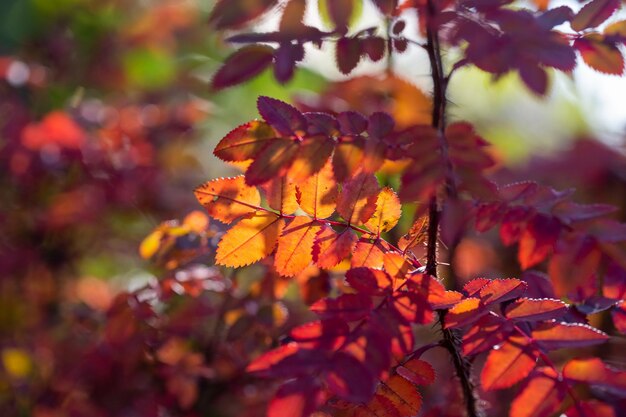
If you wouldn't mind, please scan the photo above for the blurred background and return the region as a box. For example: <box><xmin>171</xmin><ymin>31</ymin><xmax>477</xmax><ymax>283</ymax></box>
<box><xmin>1</xmin><ymin>0</ymin><xmax>625</xmax><ymax>416</ymax></box>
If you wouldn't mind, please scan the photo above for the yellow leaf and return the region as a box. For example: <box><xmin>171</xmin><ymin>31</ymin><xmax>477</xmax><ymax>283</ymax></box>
<box><xmin>297</xmin><ymin>160</ymin><xmax>337</xmax><ymax>219</ymax></box>
<box><xmin>275</xmin><ymin>216</ymin><xmax>321</xmax><ymax>276</ymax></box>
<box><xmin>194</xmin><ymin>176</ymin><xmax>261</xmax><ymax>224</ymax></box>
<box><xmin>365</xmin><ymin>187</ymin><xmax>401</xmax><ymax>234</ymax></box>
<box><xmin>216</xmin><ymin>212</ymin><xmax>284</xmax><ymax>267</ymax></box>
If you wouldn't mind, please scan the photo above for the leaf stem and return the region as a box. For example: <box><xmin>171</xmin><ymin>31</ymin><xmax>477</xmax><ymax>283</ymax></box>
<box><xmin>424</xmin><ymin>3</ymin><xmax>481</xmax><ymax>416</ymax></box>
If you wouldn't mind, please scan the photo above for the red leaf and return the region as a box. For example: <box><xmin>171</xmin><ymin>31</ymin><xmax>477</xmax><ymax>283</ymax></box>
<box><xmin>372</xmin><ymin>0</ymin><xmax>398</xmax><ymax>15</ymax></box>
<box><xmin>211</xmin><ymin>45</ymin><xmax>275</xmax><ymax>90</ymax></box>
<box><xmin>246</xmin><ymin>343</ymin><xmax>299</xmax><ymax>374</ymax></box>
<box><xmin>290</xmin><ymin>318</ymin><xmax>349</xmax><ymax>350</ymax></box>
<box><xmin>531</xmin><ymin>322</ymin><xmax>609</xmax><ymax>350</ymax></box>
<box><xmin>571</xmin><ymin>0</ymin><xmax>620</xmax><ymax>31</ymax></box>
<box><xmin>257</xmin><ymin>96</ymin><xmax>307</xmax><ymax>136</ymax></box>
<box><xmin>574</xmin><ymin>34</ymin><xmax>625</xmax><ymax>75</ymax></box>
<box><xmin>392</xmin><ymin>292</ymin><xmax>433</xmax><ymax>324</ymax></box>
<box><xmin>375</xmin><ymin>374</ymin><xmax>423</xmax><ymax>416</ymax></box>
<box><xmin>462</xmin><ymin>314</ymin><xmax>513</xmax><ymax>356</ymax></box>
<box><xmin>326</xmin><ymin>352</ymin><xmax>377</xmax><ymax>402</ymax></box>
<box><xmin>268</xmin><ymin>378</ymin><xmax>325</xmax><ymax>417</ymax></box>
<box><xmin>346</xmin><ymin>267</ymin><xmax>393</xmax><ymax>296</ymax></box>
<box><xmin>564</xmin><ymin>400</ymin><xmax>616</xmax><ymax>417</ymax></box>
<box><xmin>444</xmin><ymin>297</ymin><xmax>486</xmax><ymax>328</ymax></box>
<box><xmin>479</xmin><ymin>278</ymin><xmax>527</xmax><ymax>305</ymax></box>
<box><xmin>509</xmin><ymin>367</ymin><xmax>565</xmax><ymax>417</ymax></box>
<box><xmin>397</xmin><ymin>359</ymin><xmax>436</xmax><ymax>385</ymax></box>
<box><xmin>362</xmin><ymin>37</ymin><xmax>386</xmax><ymax>62</ymax></box>
<box><xmin>336</xmin><ymin>36</ymin><xmax>362</xmax><ymax>74</ymax></box>
<box><xmin>310</xmin><ymin>293</ymin><xmax>373</xmax><ymax>322</ymax></box>
<box><xmin>213</xmin><ymin>120</ymin><xmax>276</xmax><ymax>161</ymax></box>
<box><xmin>612</xmin><ymin>301</ymin><xmax>626</xmax><ymax>333</ymax></box>
<box><xmin>313</xmin><ymin>226</ymin><xmax>357</xmax><ymax>268</ymax></box>
<box><xmin>209</xmin><ymin>0</ymin><xmax>278</xmax><ymax>29</ymax></box>
<box><xmin>504</xmin><ymin>298</ymin><xmax>568</xmax><ymax>321</ymax></box>
<box><xmin>288</xmin><ymin>134</ymin><xmax>335</xmax><ymax>182</ymax></box>
<box><xmin>519</xmin><ymin>64</ymin><xmax>548</xmax><ymax>96</ymax></box>
<box><xmin>480</xmin><ymin>335</ymin><xmax>537</xmax><ymax>390</ymax></box>
<box><xmin>337</xmin><ymin>111</ymin><xmax>368</xmax><ymax>134</ymax></box>
<box><xmin>563</xmin><ymin>357</ymin><xmax>626</xmax><ymax>396</ymax></box>
<box><xmin>324</xmin><ymin>0</ymin><xmax>356</xmax><ymax>31</ymax></box>
<box><xmin>245</xmin><ymin>138</ymin><xmax>299</xmax><ymax>185</ymax></box>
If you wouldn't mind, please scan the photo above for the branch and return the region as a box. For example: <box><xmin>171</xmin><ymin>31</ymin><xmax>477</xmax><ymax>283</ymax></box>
<box><xmin>424</xmin><ymin>4</ymin><xmax>481</xmax><ymax>417</ymax></box>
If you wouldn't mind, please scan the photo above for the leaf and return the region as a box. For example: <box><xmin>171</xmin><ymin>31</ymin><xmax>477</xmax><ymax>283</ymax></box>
<box><xmin>392</xmin><ymin>292</ymin><xmax>433</xmax><ymax>324</ymax></box>
<box><xmin>268</xmin><ymin>378</ymin><xmax>326</xmax><ymax>417</ymax></box>
<box><xmin>279</xmin><ymin>0</ymin><xmax>307</xmax><ymax>34</ymax></box>
<box><xmin>346</xmin><ymin>267</ymin><xmax>393</xmax><ymax>295</ymax></box>
<box><xmin>397</xmin><ymin>359</ymin><xmax>436</xmax><ymax>386</ymax></box>
<box><xmin>337</xmin><ymin>111</ymin><xmax>368</xmax><ymax>134</ymax></box>
<box><xmin>216</xmin><ymin>213</ymin><xmax>284</xmax><ymax>267</ymax></box>
<box><xmin>612</xmin><ymin>301</ymin><xmax>626</xmax><ymax>333</ymax></box>
<box><xmin>214</xmin><ymin>120</ymin><xmax>276</xmax><ymax>161</ymax></box>
<box><xmin>504</xmin><ymin>298</ymin><xmax>568</xmax><ymax>321</ymax></box>
<box><xmin>462</xmin><ymin>314</ymin><xmax>513</xmax><ymax>356</ymax></box>
<box><xmin>509</xmin><ymin>367</ymin><xmax>565</xmax><ymax>417</ymax></box>
<box><xmin>290</xmin><ymin>318</ymin><xmax>349</xmax><ymax>349</ymax></box>
<box><xmin>326</xmin><ymin>352</ymin><xmax>377</xmax><ymax>402</ymax></box>
<box><xmin>288</xmin><ymin>135</ymin><xmax>335</xmax><ymax>183</ymax></box>
<box><xmin>246</xmin><ymin>343</ymin><xmax>300</xmax><ymax>375</ymax></box>
<box><xmin>479</xmin><ymin>278</ymin><xmax>528</xmax><ymax>305</ymax></box>
<box><xmin>194</xmin><ymin>176</ymin><xmax>261</xmax><ymax>224</ymax></box>
<box><xmin>275</xmin><ymin>216</ymin><xmax>321</xmax><ymax>276</ymax></box>
<box><xmin>262</xmin><ymin>176</ymin><xmax>299</xmax><ymax>215</ymax></box>
<box><xmin>398</xmin><ymin>216</ymin><xmax>429</xmax><ymax>253</ymax></box>
<box><xmin>571</xmin><ymin>0</ymin><xmax>620</xmax><ymax>31</ymax></box>
<box><xmin>563</xmin><ymin>358</ymin><xmax>626</xmax><ymax>396</ymax></box>
<box><xmin>563</xmin><ymin>400</ymin><xmax>616</xmax><ymax>417</ymax></box>
<box><xmin>209</xmin><ymin>0</ymin><xmax>278</xmax><ymax>29</ymax></box>
<box><xmin>297</xmin><ymin>160</ymin><xmax>338</xmax><ymax>219</ymax></box>
<box><xmin>351</xmin><ymin>239</ymin><xmax>385</xmax><ymax>268</ymax></box>
<box><xmin>531</xmin><ymin>322</ymin><xmax>609</xmax><ymax>350</ymax></box>
<box><xmin>313</xmin><ymin>226</ymin><xmax>357</xmax><ymax>268</ymax></box>
<box><xmin>311</xmin><ymin>293</ymin><xmax>372</xmax><ymax>321</ymax></box>
<box><xmin>211</xmin><ymin>45</ymin><xmax>275</xmax><ymax>89</ymax></box>
<box><xmin>245</xmin><ymin>138</ymin><xmax>299</xmax><ymax>186</ymax></box>
<box><xmin>605</xmin><ymin>20</ymin><xmax>626</xmax><ymax>42</ymax></box>
<box><xmin>365</xmin><ymin>187</ymin><xmax>401</xmax><ymax>234</ymax></box>
<box><xmin>382</xmin><ymin>252</ymin><xmax>411</xmax><ymax>280</ymax></box>
<box><xmin>444</xmin><ymin>297</ymin><xmax>486</xmax><ymax>328</ymax></box>
<box><xmin>574</xmin><ymin>34</ymin><xmax>624</xmax><ymax>75</ymax></box>
<box><xmin>375</xmin><ymin>375</ymin><xmax>423</xmax><ymax>416</ymax></box>
<box><xmin>336</xmin><ymin>36</ymin><xmax>362</xmax><ymax>74</ymax></box>
<box><xmin>372</xmin><ymin>0</ymin><xmax>398</xmax><ymax>15</ymax></box>
<box><xmin>322</xmin><ymin>0</ymin><xmax>356</xmax><ymax>31</ymax></box>
<box><xmin>519</xmin><ymin>64</ymin><xmax>548</xmax><ymax>96</ymax></box>
<box><xmin>480</xmin><ymin>335</ymin><xmax>537</xmax><ymax>391</ymax></box>
<box><xmin>257</xmin><ymin>96</ymin><xmax>307</xmax><ymax>136</ymax></box>
<box><xmin>337</xmin><ymin>172</ymin><xmax>380</xmax><ymax>225</ymax></box>
<box><xmin>333</xmin><ymin>137</ymin><xmax>365</xmax><ymax>182</ymax></box>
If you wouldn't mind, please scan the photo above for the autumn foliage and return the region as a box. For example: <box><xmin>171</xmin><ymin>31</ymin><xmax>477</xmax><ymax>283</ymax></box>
<box><xmin>4</xmin><ymin>0</ymin><xmax>626</xmax><ymax>417</ymax></box>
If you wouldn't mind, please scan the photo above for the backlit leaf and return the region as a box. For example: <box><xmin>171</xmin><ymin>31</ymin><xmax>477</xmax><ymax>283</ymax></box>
<box><xmin>376</xmin><ymin>375</ymin><xmax>423</xmax><ymax>416</ymax></box>
<box><xmin>518</xmin><ymin>215</ymin><xmax>561</xmax><ymax>269</ymax></box>
<box><xmin>504</xmin><ymin>298</ymin><xmax>567</xmax><ymax>321</ymax></box>
<box><xmin>351</xmin><ymin>239</ymin><xmax>385</xmax><ymax>268</ymax></box>
<box><xmin>531</xmin><ymin>322</ymin><xmax>609</xmax><ymax>350</ymax></box>
<box><xmin>571</xmin><ymin>0</ymin><xmax>620</xmax><ymax>31</ymax></box>
<box><xmin>337</xmin><ymin>172</ymin><xmax>380</xmax><ymax>225</ymax></box>
<box><xmin>275</xmin><ymin>216</ymin><xmax>321</xmax><ymax>276</ymax></box>
<box><xmin>311</xmin><ymin>293</ymin><xmax>372</xmax><ymax>321</ymax></box>
<box><xmin>479</xmin><ymin>278</ymin><xmax>528</xmax><ymax>305</ymax></box>
<box><xmin>245</xmin><ymin>138</ymin><xmax>299</xmax><ymax>186</ymax></box>
<box><xmin>346</xmin><ymin>267</ymin><xmax>393</xmax><ymax>295</ymax></box>
<box><xmin>313</xmin><ymin>226</ymin><xmax>357</xmax><ymax>268</ymax></box>
<box><xmin>194</xmin><ymin>176</ymin><xmax>261</xmax><ymax>224</ymax></box>
<box><xmin>209</xmin><ymin>0</ymin><xmax>278</xmax><ymax>29</ymax></box>
<box><xmin>397</xmin><ymin>359</ymin><xmax>436</xmax><ymax>386</ymax></box>
<box><xmin>481</xmin><ymin>335</ymin><xmax>537</xmax><ymax>390</ymax></box>
<box><xmin>262</xmin><ymin>176</ymin><xmax>299</xmax><ymax>215</ymax></box>
<box><xmin>216</xmin><ymin>213</ymin><xmax>284</xmax><ymax>267</ymax></box>
<box><xmin>563</xmin><ymin>358</ymin><xmax>626</xmax><ymax>395</ymax></box>
<box><xmin>257</xmin><ymin>96</ymin><xmax>307</xmax><ymax>136</ymax></box>
<box><xmin>510</xmin><ymin>367</ymin><xmax>564</xmax><ymax>417</ymax></box>
<box><xmin>214</xmin><ymin>120</ymin><xmax>276</xmax><ymax>161</ymax></box>
<box><xmin>444</xmin><ymin>297</ymin><xmax>486</xmax><ymax>328</ymax></box>
<box><xmin>333</xmin><ymin>137</ymin><xmax>365</xmax><ymax>182</ymax></box>
<box><xmin>462</xmin><ymin>314</ymin><xmax>512</xmax><ymax>356</ymax></box>
<box><xmin>574</xmin><ymin>34</ymin><xmax>624</xmax><ymax>75</ymax></box>
<box><xmin>563</xmin><ymin>400</ymin><xmax>616</xmax><ymax>417</ymax></box>
<box><xmin>365</xmin><ymin>187</ymin><xmax>401</xmax><ymax>234</ymax></box>
<box><xmin>268</xmin><ymin>378</ymin><xmax>325</xmax><ymax>417</ymax></box>
<box><xmin>297</xmin><ymin>160</ymin><xmax>338</xmax><ymax>219</ymax></box>
<box><xmin>288</xmin><ymin>135</ymin><xmax>335</xmax><ymax>183</ymax></box>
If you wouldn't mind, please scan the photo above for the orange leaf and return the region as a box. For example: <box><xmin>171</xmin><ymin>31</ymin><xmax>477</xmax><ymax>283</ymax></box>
<box><xmin>531</xmin><ymin>322</ymin><xmax>609</xmax><ymax>350</ymax></box>
<box><xmin>479</xmin><ymin>278</ymin><xmax>527</xmax><ymax>305</ymax></box>
<box><xmin>365</xmin><ymin>187</ymin><xmax>402</xmax><ymax>234</ymax></box>
<box><xmin>564</xmin><ymin>400</ymin><xmax>616</xmax><ymax>417</ymax></box>
<box><xmin>313</xmin><ymin>226</ymin><xmax>357</xmax><ymax>268</ymax></box>
<box><xmin>213</xmin><ymin>120</ymin><xmax>276</xmax><ymax>161</ymax></box>
<box><xmin>510</xmin><ymin>367</ymin><xmax>564</xmax><ymax>417</ymax></box>
<box><xmin>351</xmin><ymin>239</ymin><xmax>385</xmax><ymax>269</ymax></box>
<box><xmin>245</xmin><ymin>138</ymin><xmax>299</xmax><ymax>185</ymax></box>
<box><xmin>268</xmin><ymin>379</ymin><xmax>325</xmax><ymax>417</ymax></box>
<box><xmin>375</xmin><ymin>375</ymin><xmax>423</xmax><ymax>416</ymax></box>
<box><xmin>397</xmin><ymin>359</ymin><xmax>436</xmax><ymax>386</ymax></box>
<box><xmin>333</xmin><ymin>137</ymin><xmax>365</xmax><ymax>182</ymax></box>
<box><xmin>288</xmin><ymin>135</ymin><xmax>335</xmax><ymax>183</ymax></box>
<box><xmin>574</xmin><ymin>34</ymin><xmax>624</xmax><ymax>75</ymax></box>
<box><xmin>563</xmin><ymin>358</ymin><xmax>626</xmax><ymax>395</ymax></box>
<box><xmin>480</xmin><ymin>335</ymin><xmax>537</xmax><ymax>390</ymax></box>
<box><xmin>216</xmin><ymin>212</ymin><xmax>284</xmax><ymax>267</ymax></box>
<box><xmin>275</xmin><ymin>216</ymin><xmax>321</xmax><ymax>276</ymax></box>
<box><xmin>194</xmin><ymin>176</ymin><xmax>261</xmax><ymax>224</ymax></box>
<box><xmin>504</xmin><ymin>298</ymin><xmax>567</xmax><ymax>322</ymax></box>
<box><xmin>262</xmin><ymin>176</ymin><xmax>299</xmax><ymax>215</ymax></box>
<box><xmin>297</xmin><ymin>160</ymin><xmax>338</xmax><ymax>219</ymax></box>
<box><xmin>382</xmin><ymin>252</ymin><xmax>411</xmax><ymax>281</ymax></box>
<box><xmin>337</xmin><ymin>172</ymin><xmax>380</xmax><ymax>225</ymax></box>
<box><xmin>444</xmin><ymin>297</ymin><xmax>485</xmax><ymax>328</ymax></box>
